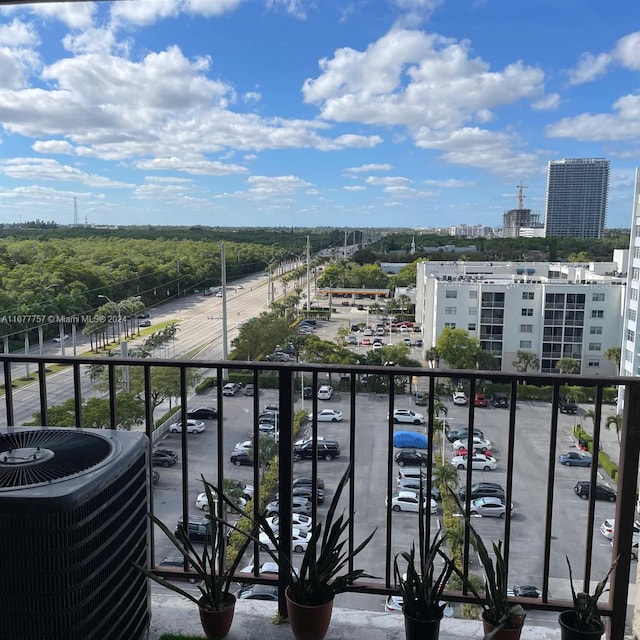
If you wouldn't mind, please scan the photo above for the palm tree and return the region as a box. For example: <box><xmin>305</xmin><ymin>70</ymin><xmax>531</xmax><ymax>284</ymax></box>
<box><xmin>604</xmin><ymin>346</ymin><xmax>621</xmax><ymax>373</ymax></box>
<box><xmin>433</xmin><ymin>459</ymin><xmax>459</xmax><ymax>492</ymax></box>
<box><xmin>512</xmin><ymin>349</ymin><xmax>539</xmax><ymax>373</ymax></box>
<box><xmin>605</xmin><ymin>414</ymin><xmax>622</xmax><ymax>444</ymax></box>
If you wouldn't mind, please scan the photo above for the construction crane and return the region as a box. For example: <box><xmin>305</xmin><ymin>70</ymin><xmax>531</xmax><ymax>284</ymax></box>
<box><xmin>516</xmin><ymin>181</ymin><xmax>527</xmax><ymax>209</ymax></box>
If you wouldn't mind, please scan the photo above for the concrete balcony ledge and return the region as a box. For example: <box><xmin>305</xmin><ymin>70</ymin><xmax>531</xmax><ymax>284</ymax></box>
<box><xmin>148</xmin><ymin>592</ymin><xmax>562</xmax><ymax>639</ymax></box>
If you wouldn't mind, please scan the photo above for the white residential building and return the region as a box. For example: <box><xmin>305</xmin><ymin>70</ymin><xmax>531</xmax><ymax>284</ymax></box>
<box><xmin>415</xmin><ymin>259</ymin><xmax>626</xmax><ymax>374</ymax></box>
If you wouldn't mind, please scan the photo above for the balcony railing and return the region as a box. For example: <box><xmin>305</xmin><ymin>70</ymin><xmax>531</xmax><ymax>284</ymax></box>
<box><xmin>1</xmin><ymin>353</ymin><xmax>639</xmax><ymax>639</ymax></box>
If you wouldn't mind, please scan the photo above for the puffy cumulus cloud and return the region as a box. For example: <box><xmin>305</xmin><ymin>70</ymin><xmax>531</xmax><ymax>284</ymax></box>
<box><xmin>0</xmin><ymin>44</ymin><xmax>40</xmax><ymax>90</ymax></box>
<box><xmin>32</xmin><ymin>140</ymin><xmax>75</xmax><ymax>155</ymax></box>
<box><xmin>344</xmin><ymin>163</ymin><xmax>393</xmax><ymax>173</ymax></box>
<box><xmin>217</xmin><ymin>174</ymin><xmax>312</xmax><ymax>200</ymax></box>
<box><xmin>303</xmin><ymin>28</ymin><xmax>546</xmax><ymax>131</ymax></box>
<box><xmin>565</xmin><ymin>52</ymin><xmax>612</xmax><ymax>86</ymax></box>
<box><xmin>62</xmin><ymin>26</ymin><xmax>119</xmax><ymax>56</ymax></box>
<box><xmin>0</xmin><ymin>19</ymin><xmax>38</xmax><ymax>47</ymax></box>
<box><xmin>17</xmin><ymin>2</ymin><xmax>97</xmax><ymax>30</ymax></box>
<box><xmin>315</xmin><ymin>133</ymin><xmax>382</xmax><ymax>151</ymax></box>
<box><xmin>135</xmin><ymin>156</ymin><xmax>248</xmax><ymax>176</ymax></box>
<box><xmin>391</xmin><ymin>0</ymin><xmax>443</xmax><ymax>27</ymax></box>
<box><xmin>110</xmin><ymin>0</ymin><xmax>248</xmax><ymax>26</ymax></box>
<box><xmin>243</xmin><ymin>91</ymin><xmax>261</xmax><ymax>103</ymax></box>
<box><xmin>1</xmin><ymin>157</ymin><xmax>131</xmax><ymax>188</ymax></box>
<box><xmin>546</xmin><ymin>94</ymin><xmax>640</xmax><ymax>142</ymax></box>
<box><xmin>612</xmin><ymin>31</ymin><xmax>640</xmax><ymax>70</ymax></box>
<box><xmin>415</xmin><ymin>126</ymin><xmax>541</xmax><ymax>176</ymax></box>
<box><xmin>532</xmin><ymin>93</ymin><xmax>561</xmax><ymax>111</ymax></box>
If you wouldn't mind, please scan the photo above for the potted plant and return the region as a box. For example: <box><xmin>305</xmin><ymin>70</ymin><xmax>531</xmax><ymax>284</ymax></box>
<box><xmin>393</xmin><ymin>486</ymin><xmax>457</xmax><ymax>640</ymax></box>
<box><xmin>450</xmin><ymin>489</ymin><xmax>526</xmax><ymax>640</ymax></box>
<box><xmin>559</xmin><ymin>555</ymin><xmax>618</xmax><ymax>639</ymax></box>
<box><xmin>134</xmin><ymin>477</ymin><xmax>258</xmax><ymax>640</ymax></box>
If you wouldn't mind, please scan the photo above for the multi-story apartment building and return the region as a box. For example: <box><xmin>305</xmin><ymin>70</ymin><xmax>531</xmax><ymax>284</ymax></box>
<box><xmin>415</xmin><ymin>258</ymin><xmax>626</xmax><ymax>374</ymax></box>
<box><xmin>621</xmin><ymin>168</ymin><xmax>640</xmax><ymax>379</ymax></box>
<box><xmin>544</xmin><ymin>158</ymin><xmax>610</xmax><ymax>239</ymax></box>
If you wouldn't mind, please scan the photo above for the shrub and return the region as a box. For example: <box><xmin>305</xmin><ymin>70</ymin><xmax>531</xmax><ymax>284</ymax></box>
<box><xmin>194</xmin><ymin>377</ymin><xmax>215</xmax><ymax>394</ymax></box>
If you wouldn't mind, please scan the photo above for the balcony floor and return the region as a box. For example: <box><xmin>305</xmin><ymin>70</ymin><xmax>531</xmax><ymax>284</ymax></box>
<box><xmin>148</xmin><ymin>592</ymin><xmax>563</xmax><ymax>639</ymax></box>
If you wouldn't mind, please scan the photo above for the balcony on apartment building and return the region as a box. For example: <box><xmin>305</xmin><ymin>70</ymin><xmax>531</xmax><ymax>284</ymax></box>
<box><xmin>0</xmin><ymin>353</ymin><xmax>638</xmax><ymax>640</ymax></box>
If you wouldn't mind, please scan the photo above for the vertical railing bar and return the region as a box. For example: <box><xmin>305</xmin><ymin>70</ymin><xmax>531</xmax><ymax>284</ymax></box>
<box><xmin>310</xmin><ymin>370</ymin><xmax>318</xmax><ymax>525</ymax></box>
<box><xmin>250</xmin><ymin>366</ymin><xmax>261</xmax><ymax>577</ymax></box>
<box><xmin>38</xmin><ymin>361</ymin><xmax>48</xmax><ymax>426</ymax></box>
<box><xmin>348</xmin><ymin>367</ymin><xmax>357</xmax><ymax>584</ymax></box>
<box><xmin>385</xmin><ymin>369</ymin><xmax>396</xmax><ymax>589</ymax></box>
<box><xmin>142</xmin><ymin>364</ymin><xmax>160</xmax><ymax>570</ymax></box>
<box><xmin>72</xmin><ymin>362</ymin><xmax>82</xmax><ymax>427</ymax></box>
<box><xmin>108</xmin><ymin>363</ymin><xmax>117</xmax><ymax>427</ymax></box>
<box><xmin>179</xmin><ymin>364</ymin><xmax>191</xmax><ymax>575</ymax></box>
<box><xmin>424</xmin><ymin>371</ymin><xmax>434</xmax><ymax>558</ymax></box>
<box><xmin>541</xmin><ymin>378</ymin><xmax>560</xmax><ymax>603</ymax></box>
<box><xmin>277</xmin><ymin>367</ymin><xmax>294</xmax><ymax>617</ymax></box>
<box><xmin>610</xmin><ymin>381</ymin><xmax>640</xmax><ymax>640</ymax></box>
<box><xmin>3</xmin><ymin>358</ymin><xmax>14</xmax><ymax>428</ymax></box>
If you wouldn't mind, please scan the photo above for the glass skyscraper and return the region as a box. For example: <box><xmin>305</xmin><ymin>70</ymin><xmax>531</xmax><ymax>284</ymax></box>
<box><xmin>544</xmin><ymin>158</ymin><xmax>610</xmax><ymax>239</ymax></box>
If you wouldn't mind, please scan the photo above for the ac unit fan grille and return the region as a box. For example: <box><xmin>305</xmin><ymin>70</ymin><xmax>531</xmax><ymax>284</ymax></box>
<box><xmin>0</xmin><ymin>429</ymin><xmax>112</xmax><ymax>488</ymax></box>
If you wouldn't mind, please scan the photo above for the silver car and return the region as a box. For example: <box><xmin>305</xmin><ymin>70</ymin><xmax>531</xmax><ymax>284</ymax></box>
<box><xmin>469</xmin><ymin>496</ymin><xmax>512</xmax><ymax>518</ymax></box>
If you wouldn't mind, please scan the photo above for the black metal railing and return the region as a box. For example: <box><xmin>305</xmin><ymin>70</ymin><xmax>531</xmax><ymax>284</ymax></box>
<box><xmin>1</xmin><ymin>353</ymin><xmax>638</xmax><ymax>639</ymax></box>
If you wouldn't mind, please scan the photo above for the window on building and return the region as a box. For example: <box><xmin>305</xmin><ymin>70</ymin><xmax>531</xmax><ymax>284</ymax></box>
<box><xmin>444</xmin><ymin>322</ymin><xmax>456</xmax><ymax>328</ymax></box>
<box><xmin>468</xmin><ymin>323</ymin><xmax>476</xmax><ymax>331</ymax></box>
<box><xmin>520</xmin><ymin>324</ymin><xmax>533</xmax><ymax>333</ymax></box>
<box><xmin>587</xmin><ymin>359</ymin><xmax>600</xmax><ymax>368</ymax></box>
<box><xmin>632</xmin><ymin>288</ymin><xmax>639</xmax><ymax>302</ymax></box>
<box><xmin>519</xmin><ymin>340</ymin><xmax>532</xmax><ymax>348</ymax></box>
<box><xmin>469</xmin><ymin>290</ymin><xmax>477</xmax><ymax>299</ymax></box>
<box><xmin>627</xmin><ymin>329</ymin><xmax>636</xmax><ymax>342</ymax></box>
<box><xmin>626</xmin><ymin>349</ymin><xmax>633</xmax><ymax>363</ymax></box>
<box><xmin>635</xmin><ymin>246</ymin><xmax>640</xmax><ymax>259</ymax></box>
<box><xmin>444</xmin><ymin>306</ymin><xmax>457</xmax><ymax>315</ymax></box>
<box><xmin>522</xmin><ymin>292</ymin><xmax>534</xmax><ymax>300</ymax></box>
<box><xmin>591</xmin><ymin>310</ymin><xmax>604</xmax><ymax>318</ymax></box>
<box><xmin>629</xmin><ymin>309</ymin><xmax>637</xmax><ymax>322</ymax></box>
<box><xmin>469</xmin><ymin>306</ymin><xmax>477</xmax><ymax>315</ymax></box>
<box><xmin>521</xmin><ymin>308</ymin><xmax>534</xmax><ymax>316</ymax></box>
<box><xmin>445</xmin><ymin>290</ymin><xmax>457</xmax><ymax>298</ymax></box>
<box><xmin>633</xmin><ymin>268</ymin><xmax>640</xmax><ymax>281</ymax></box>
<box><xmin>588</xmin><ymin>343</ymin><xmax>601</xmax><ymax>351</ymax></box>
<box><xmin>592</xmin><ymin>293</ymin><xmax>605</xmax><ymax>302</ymax></box>
<box><xmin>590</xmin><ymin>326</ymin><xmax>603</xmax><ymax>335</ymax></box>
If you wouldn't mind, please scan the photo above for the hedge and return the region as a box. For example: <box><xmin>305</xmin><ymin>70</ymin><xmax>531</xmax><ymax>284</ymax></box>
<box><xmin>194</xmin><ymin>377</ymin><xmax>215</xmax><ymax>394</ymax></box>
<box><xmin>572</xmin><ymin>425</ymin><xmax>618</xmax><ymax>481</ymax></box>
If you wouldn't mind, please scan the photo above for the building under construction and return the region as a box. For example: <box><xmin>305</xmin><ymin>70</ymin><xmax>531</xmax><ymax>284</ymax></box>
<box><xmin>502</xmin><ymin>182</ymin><xmax>542</xmax><ymax>237</ymax></box>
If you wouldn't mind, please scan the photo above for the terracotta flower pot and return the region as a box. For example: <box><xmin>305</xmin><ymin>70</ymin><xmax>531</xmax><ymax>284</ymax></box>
<box><xmin>558</xmin><ymin>610</ymin><xmax>605</xmax><ymax>640</ymax></box>
<box><xmin>285</xmin><ymin>585</ymin><xmax>334</xmax><ymax>640</ymax></box>
<box><xmin>198</xmin><ymin>593</ymin><xmax>236</xmax><ymax>640</ymax></box>
<box><xmin>482</xmin><ymin>610</ymin><xmax>524</xmax><ymax>640</ymax></box>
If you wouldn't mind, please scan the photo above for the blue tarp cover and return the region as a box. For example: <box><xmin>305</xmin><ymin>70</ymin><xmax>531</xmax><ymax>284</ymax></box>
<box><xmin>393</xmin><ymin>430</ymin><xmax>428</xmax><ymax>449</ymax></box>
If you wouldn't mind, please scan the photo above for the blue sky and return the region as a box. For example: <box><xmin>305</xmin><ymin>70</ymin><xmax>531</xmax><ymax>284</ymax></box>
<box><xmin>0</xmin><ymin>0</ymin><xmax>637</xmax><ymax>230</ymax></box>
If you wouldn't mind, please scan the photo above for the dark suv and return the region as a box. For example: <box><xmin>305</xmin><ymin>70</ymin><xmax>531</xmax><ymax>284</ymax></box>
<box><xmin>152</xmin><ymin>448</ymin><xmax>178</xmax><ymax>467</ymax></box>
<box><xmin>293</xmin><ymin>439</ymin><xmax>340</xmax><ymax>461</ymax></box>
<box><xmin>175</xmin><ymin>516</ymin><xmax>211</xmax><ymax>543</ymax></box>
<box><xmin>574</xmin><ymin>481</ymin><xmax>616</xmax><ymax>502</ymax></box>
<box><xmin>559</xmin><ymin>399</ymin><xmax>578</xmax><ymax>415</ymax></box>
<box><xmin>458</xmin><ymin>482</ymin><xmax>505</xmax><ymax>501</ymax></box>
<box><xmin>490</xmin><ymin>392</ymin><xmax>509</xmax><ymax>408</ymax></box>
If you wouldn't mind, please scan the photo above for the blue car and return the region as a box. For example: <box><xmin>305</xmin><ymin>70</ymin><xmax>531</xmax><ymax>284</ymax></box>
<box><xmin>558</xmin><ymin>451</ymin><xmax>592</xmax><ymax>467</ymax></box>
<box><xmin>393</xmin><ymin>431</ymin><xmax>428</xmax><ymax>449</ymax></box>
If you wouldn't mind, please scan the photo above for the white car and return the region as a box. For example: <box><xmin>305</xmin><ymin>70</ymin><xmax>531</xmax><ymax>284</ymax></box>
<box><xmin>317</xmin><ymin>385</ymin><xmax>333</xmax><ymax>400</ymax></box>
<box><xmin>232</xmin><ymin>440</ymin><xmax>252</xmax><ymax>453</ymax></box>
<box><xmin>452</xmin><ymin>436</ymin><xmax>492</xmax><ymax>452</ymax></box>
<box><xmin>451</xmin><ymin>453</ymin><xmax>497</xmax><ymax>471</ymax></box>
<box><xmin>452</xmin><ymin>391</ymin><xmax>468</xmax><ymax>405</ymax></box>
<box><xmin>259</xmin><ymin>527</ymin><xmax>312</xmax><ymax>553</ymax></box>
<box><xmin>265</xmin><ymin>513</ymin><xmax>313</xmax><ymax>533</ymax></box>
<box><xmin>386</xmin><ymin>490</ymin><xmax>437</xmax><ymax>514</ymax></box>
<box><xmin>195</xmin><ymin>492</ymin><xmax>246</xmax><ymax>512</ymax></box>
<box><xmin>600</xmin><ymin>519</ymin><xmax>640</xmax><ymax>541</ymax></box>
<box><xmin>169</xmin><ymin>419</ymin><xmax>205</xmax><ymax>433</ymax></box>
<box><xmin>52</xmin><ymin>334</ymin><xmax>69</xmax><ymax>342</ymax></box>
<box><xmin>308</xmin><ymin>409</ymin><xmax>343</xmax><ymax>422</ymax></box>
<box><xmin>389</xmin><ymin>409</ymin><xmax>425</xmax><ymax>425</ymax></box>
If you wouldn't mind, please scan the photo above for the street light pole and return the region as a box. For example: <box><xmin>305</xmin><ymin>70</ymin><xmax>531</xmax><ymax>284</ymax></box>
<box><xmin>98</xmin><ymin>295</ymin><xmax>129</xmax><ymax>392</ymax></box>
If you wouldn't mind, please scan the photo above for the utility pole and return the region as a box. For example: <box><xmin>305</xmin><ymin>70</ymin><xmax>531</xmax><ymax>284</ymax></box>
<box><xmin>221</xmin><ymin>242</ymin><xmax>228</xmax><ymax>362</ymax></box>
<box><xmin>306</xmin><ymin>235</ymin><xmax>311</xmax><ymax>312</ymax></box>
<box><xmin>344</xmin><ymin>230</ymin><xmax>347</xmax><ymax>259</ymax></box>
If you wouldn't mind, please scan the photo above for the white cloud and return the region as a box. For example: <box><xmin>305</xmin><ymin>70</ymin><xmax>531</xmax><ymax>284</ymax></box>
<box><xmin>0</xmin><ymin>19</ymin><xmax>38</xmax><ymax>47</ymax></box>
<box><xmin>546</xmin><ymin>94</ymin><xmax>640</xmax><ymax>142</ymax></box>
<box><xmin>32</xmin><ymin>140</ymin><xmax>74</xmax><ymax>155</ymax></box>
<box><xmin>303</xmin><ymin>28</ymin><xmax>546</xmax><ymax>131</ymax></box>
<box><xmin>344</xmin><ymin>163</ymin><xmax>393</xmax><ymax>173</ymax></box>
<box><xmin>266</xmin><ymin>0</ymin><xmax>308</xmax><ymax>19</ymax></box>
<box><xmin>566</xmin><ymin>52</ymin><xmax>612</xmax><ymax>86</ymax></box>
<box><xmin>532</xmin><ymin>93</ymin><xmax>561</xmax><ymax>111</ymax></box>
<box><xmin>216</xmin><ymin>174</ymin><xmax>312</xmax><ymax>200</ymax></box>
<box><xmin>135</xmin><ymin>156</ymin><xmax>248</xmax><ymax>176</ymax></box>
<box><xmin>13</xmin><ymin>2</ymin><xmax>97</xmax><ymax>30</ymax></box>
<box><xmin>243</xmin><ymin>91</ymin><xmax>261</xmax><ymax>103</ymax></box>
<box><xmin>365</xmin><ymin>175</ymin><xmax>411</xmax><ymax>187</ymax></box>
<box><xmin>612</xmin><ymin>31</ymin><xmax>640</xmax><ymax>70</ymax></box>
<box><xmin>343</xmin><ymin>185</ymin><xmax>366</xmax><ymax>191</ymax></box>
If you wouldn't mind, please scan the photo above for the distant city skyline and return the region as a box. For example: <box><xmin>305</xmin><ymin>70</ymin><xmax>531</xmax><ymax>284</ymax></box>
<box><xmin>0</xmin><ymin>2</ymin><xmax>637</xmax><ymax>229</ymax></box>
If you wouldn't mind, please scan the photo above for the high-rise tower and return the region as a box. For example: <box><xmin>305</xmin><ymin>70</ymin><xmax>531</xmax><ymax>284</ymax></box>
<box><xmin>544</xmin><ymin>158</ymin><xmax>609</xmax><ymax>239</ymax></box>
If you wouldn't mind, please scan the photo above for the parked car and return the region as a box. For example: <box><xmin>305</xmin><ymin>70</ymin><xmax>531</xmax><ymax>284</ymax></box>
<box><xmin>415</xmin><ymin>338</ymin><xmax>423</xmax><ymax>347</ymax></box>
<box><xmin>237</xmin><ymin>584</ymin><xmax>279</xmax><ymax>601</ymax></box>
<box><xmin>52</xmin><ymin>334</ymin><xmax>69</xmax><ymax>342</ymax></box>
<box><xmin>446</xmin><ymin>427</ymin><xmax>484</xmax><ymax>443</ymax></box>
<box><xmin>490</xmin><ymin>392</ymin><xmax>509</xmax><ymax>408</ymax></box>
<box><xmin>265</xmin><ymin>497</ymin><xmax>312</xmax><ymax>517</ymax></box>
<box><xmin>228</xmin><ymin>478</ymin><xmax>254</xmax><ymax>501</ymax></box>
<box><xmin>308</xmin><ymin>409</ymin><xmax>343</xmax><ymax>422</ymax></box>
<box><xmin>452</xmin><ymin>436</ymin><xmax>492</xmax><ymax>453</ymax></box>
<box><xmin>393</xmin><ymin>430</ymin><xmax>428</xmax><ymax>449</ymax></box>
<box><xmin>396</xmin><ymin>476</ymin><xmax>440</xmax><ymax>501</ymax></box>
<box><xmin>558</xmin><ymin>451</ymin><xmax>592</xmax><ymax>467</ymax></box>
<box><xmin>139</xmin><ymin>319</ymin><xmax>151</xmax><ymax>327</ymax></box>
<box><xmin>174</xmin><ymin>516</ymin><xmax>211</xmax><ymax>543</ymax></box>
<box><xmin>317</xmin><ymin>385</ymin><xmax>333</xmax><ymax>400</ymax></box>
<box><xmin>389</xmin><ymin>408</ymin><xmax>425</xmax><ymax>425</ymax></box>
<box><xmin>265</xmin><ymin>513</ymin><xmax>313</xmax><ymax>534</ymax></box>
<box><xmin>451</xmin><ymin>453</ymin><xmax>497</xmax><ymax>471</ymax></box>
<box><xmin>574</xmin><ymin>480</ymin><xmax>616</xmax><ymax>502</ymax></box>
<box><xmin>259</xmin><ymin>528</ymin><xmax>312</xmax><ymax>553</ymax></box>
<box><xmin>559</xmin><ymin>399</ymin><xmax>579</xmax><ymax>414</ymax></box>
<box><xmin>230</xmin><ymin>451</ymin><xmax>254</xmax><ymax>466</ymax></box>
<box><xmin>293</xmin><ymin>475</ymin><xmax>325</xmax><ymax>490</ymax></box>
<box><xmin>599</xmin><ymin>519</ymin><xmax>640</xmax><ymax>540</ymax></box>
<box><xmin>452</xmin><ymin>391</ymin><xmax>468</xmax><ymax>405</ymax></box>
<box><xmin>222</xmin><ymin>382</ymin><xmax>242</xmax><ymax>396</ymax></box>
<box><xmin>187</xmin><ymin>406</ymin><xmax>218</xmax><ymax>420</ymax></box>
<box><xmin>414</xmin><ymin>392</ymin><xmax>428</xmax><ymax>406</ymax></box>
<box><xmin>458</xmin><ymin>482</ymin><xmax>505</xmax><ymax>501</ymax></box>
<box><xmin>474</xmin><ymin>393</ymin><xmax>488</xmax><ymax>407</ymax></box>
<box><xmin>469</xmin><ymin>496</ymin><xmax>511</xmax><ymax>518</ymax></box>
<box><xmin>169</xmin><ymin>419</ymin><xmax>205</xmax><ymax>434</ymax></box>
<box><xmin>275</xmin><ymin>486</ymin><xmax>325</xmax><ymax>504</ymax></box>
<box><xmin>387</xmin><ymin>490</ymin><xmax>437</xmax><ymax>514</ymax></box>
<box><xmin>454</xmin><ymin>446</ymin><xmax>494</xmax><ymax>458</ymax></box>
<box><xmin>394</xmin><ymin>449</ymin><xmax>428</xmax><ymax>467</ymax></box>
<box><xmin>293</xmin><ymin>439</ymin><xmax>340</xmax><ymax>461</ymax></box>
<box><xmin>152</xmin><ymin>449</ymin><xmax>178</xmax><ymax>467</ymax></box>
<box><xmin>346</xmin><ymin>334</ymin><xmax>358</xmax><ymax>345</ymax></box>
<box><xmin>195</xmin><ymin>492</ymin><xmax>246</xmax><ymax>512</ymax></box>
<box><xmin>243</xmin><ymin>383</ymin><xmax>255</xmax><ymax>396</ymax></box>
<box><xmin>507</xmin><ymin>586</ymin><xmax>542</xmax><ymax>598</ymax></box>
